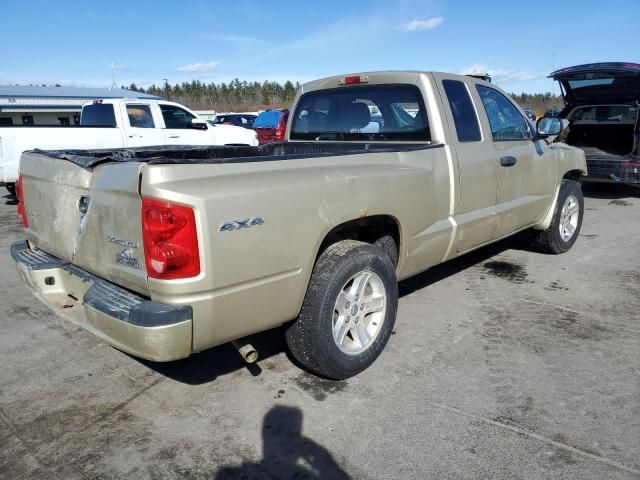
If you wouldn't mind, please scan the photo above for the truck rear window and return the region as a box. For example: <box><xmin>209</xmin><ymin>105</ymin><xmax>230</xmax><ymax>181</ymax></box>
<box><xmin>81</xmin><ymin>104</ymin><xmax>117</xmax><ymax>127</ymax></box>
<box><xmin>290</xmin><ymin>85</ymin><xmax>430</xmax><ymax>142</ymax></box>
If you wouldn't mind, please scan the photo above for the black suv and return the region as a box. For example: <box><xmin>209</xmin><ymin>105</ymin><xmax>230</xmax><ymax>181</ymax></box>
<box><xmin>209</xmin><ymin>114</ymin><xmax>257</xmax><ymax>129</ymax></box>
<box><xmin>549</xmin><ymin>62</ymin><xmax>640</xmax><ymax>184</ymax></box>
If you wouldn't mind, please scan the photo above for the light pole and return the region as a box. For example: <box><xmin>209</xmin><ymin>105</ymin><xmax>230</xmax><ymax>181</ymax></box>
<box><xmin>163</xmin><ymin>78</ymin><xmax>169</xmax><ymax>100</ymax></box>
<box><xmin>110</xmin><ymin>62</ymin><xmax>117</xmax><ymax>90</ymax></box>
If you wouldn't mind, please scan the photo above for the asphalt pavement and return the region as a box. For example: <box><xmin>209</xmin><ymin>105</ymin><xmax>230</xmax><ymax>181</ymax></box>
<box><xmin>0</xmin><ymin>183</ymin><xmax>639</xmax><ymax>479</ymax></box>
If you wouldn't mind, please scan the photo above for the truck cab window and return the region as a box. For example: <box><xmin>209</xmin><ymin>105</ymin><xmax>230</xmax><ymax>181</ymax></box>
<box><xmin>442</xmin><ymin>80</ymin><xmax>481</xmax><ymax>142</ymax></box>
<box><xmin>290</xmin><ymin>85</ymin><xmax>430</xmax><ymax>142</ymax></box>
<box><xmin>127</xmin><ymin>105</ymin><xmax>155</xmax><ymax>128</ymax></box>
<box><xmin>476</xmin><ymin>85</ymin><xmax>529</xmax><ymax>141</ymax></box>
<box><xmin>160</xmin><ymin>105</ymin><xmax>196</xmax><ymax>129</ymax></box>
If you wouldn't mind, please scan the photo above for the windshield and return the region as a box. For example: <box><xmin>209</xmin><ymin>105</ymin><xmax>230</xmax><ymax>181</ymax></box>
<box><xmin>211</xmin><ymin>115</ymin><xmax>255</xmax><ymax>126</ymax></box>
<box><xmin>254</xmin><ymin>111</ymin><xmax>282</xmax><ymax>129</ymax></box>
<box><xmin>290</xmin><ymin>84</ymin><xmax>430</xmax><ymax>142</ymax></box>
<box><xmin>81</xmin><ymin>103</ymin><xmax>116</xmax><ymax>127</ymax></box>
<box><xmin>211</xmin><ymin>116</ymin><xmax>231</xmax><ymax>124</ymax></box>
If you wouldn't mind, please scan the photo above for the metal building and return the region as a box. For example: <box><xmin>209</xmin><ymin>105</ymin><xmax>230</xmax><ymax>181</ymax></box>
<box><xmin>0</xmin><ymin>86</ymin><xmax>162</xmax><ymax>126</ymax></box>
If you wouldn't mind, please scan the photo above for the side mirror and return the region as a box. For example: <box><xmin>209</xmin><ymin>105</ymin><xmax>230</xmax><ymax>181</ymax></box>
<box><xmin>536</xmin><ymin>117</ymin><xmax>562</xmax><ymax>136</ymax></box>
<box><xmin>191</xmin><ymin>119</ymin><xmax>208</xmax><ymax>130</ymax></box>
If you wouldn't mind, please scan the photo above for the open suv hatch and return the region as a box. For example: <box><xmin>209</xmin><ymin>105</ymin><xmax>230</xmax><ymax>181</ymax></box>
<box><xmin>550</xmin><ymin>62</ymin><xmax>640</xmax><ymax>183</ymax></box>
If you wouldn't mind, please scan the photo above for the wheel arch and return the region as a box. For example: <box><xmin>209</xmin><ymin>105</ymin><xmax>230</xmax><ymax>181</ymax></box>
<box><xmin>534</xmin><ymin>173</ymin><xmax>584</xmax><ymax>231</ymax></box>
<box><xmin>314</xmin><ymin>214</ymin><xmax>402</xmax><ymax>267</ymax></box>
<box><xmin>562</xmin><ymin>169</ymin><xmax>586</xmax><ymax>181</ymax></box>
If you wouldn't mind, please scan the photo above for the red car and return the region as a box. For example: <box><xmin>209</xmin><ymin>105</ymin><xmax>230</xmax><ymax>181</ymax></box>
<box><xmin>253</xmin><ymin>109</ymin><xmax>289</xmax><ymax>144</ymax></box>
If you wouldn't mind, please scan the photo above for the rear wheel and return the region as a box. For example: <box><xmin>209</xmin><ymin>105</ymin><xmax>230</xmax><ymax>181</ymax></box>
<box><xmin>532</xmin><ymin>179</ymin><xmax>584</xmax><ymax>254</ymax></box>
<box><xmin>5</xmin><ymin>184</ymin><xmax>16</xmax><ymax>198</ymax></box>
<box><xmin>285</xmin><ymin>240</ymin><xmax>398</xmax><ymax>379</ymax></box>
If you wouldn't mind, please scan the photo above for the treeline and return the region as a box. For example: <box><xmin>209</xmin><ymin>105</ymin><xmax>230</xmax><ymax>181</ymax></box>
<box><xmin>509</xmin><ymin>92</ymin><xmax>564</xmax><ymax>116</ymax></box>
<box><xmin>126</xmin><ymin>79</ymin><xmax>300</xmax><ymax>112</ymax></box>
<box><xmin>123</xmin><ymin>80</ymin><xmax>565</xmax><ymax>114</ymax></box>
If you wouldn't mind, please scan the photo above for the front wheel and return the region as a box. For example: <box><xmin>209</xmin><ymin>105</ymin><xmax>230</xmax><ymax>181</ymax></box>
<box><xmin>285</xmin><ymin>240</ymin><xmax>398</xmax><ymax>379</ymax></box>
<box><xmin>532</xmin><ymin>179</ymin><xmax>584</xmax><ymax>254</ymax></box>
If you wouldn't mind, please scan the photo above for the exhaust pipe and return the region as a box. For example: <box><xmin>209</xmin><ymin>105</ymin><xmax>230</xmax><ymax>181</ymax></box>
<box><xmin>232</xmin><ymin>340</ymin><xmax>258</xmax><ymax>364</ymax></box>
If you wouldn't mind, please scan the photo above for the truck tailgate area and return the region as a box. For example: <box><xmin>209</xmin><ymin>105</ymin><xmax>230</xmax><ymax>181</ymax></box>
<box><xmin>19</xmin><ymin>151</ymin><xmax>148</xmax><ymax>295</ymax></box>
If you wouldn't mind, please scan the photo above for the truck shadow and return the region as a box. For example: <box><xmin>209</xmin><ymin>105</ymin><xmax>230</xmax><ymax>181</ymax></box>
<box><xmin>399</xmin><ymin>234</ymin><xmax>529</xmax><ymax>297</ymax></box>
<box><xmin>136</xmin><ymin>326</ymin><xmax>289</xmax><ymax>385</ymax></box>
<box><xmin>138</xmin><ymin>235</ymin><xmax>529</xmax><ymax>385</ymax></box>
<box><xmin>582</xmin><ymin>182</ymin><xmax>640</xmax><ymax>199</ymax></box>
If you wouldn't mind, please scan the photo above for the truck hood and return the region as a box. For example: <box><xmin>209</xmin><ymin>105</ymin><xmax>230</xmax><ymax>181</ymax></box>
<box><xmin>550</xmin><ymin>62</ymin><xmax>640</xmax><ymax>104</ymax></box>
<box><xmin>210</xmin><ymin>124</ymin><xmax>258</xmax><ymax>146</ymax></box>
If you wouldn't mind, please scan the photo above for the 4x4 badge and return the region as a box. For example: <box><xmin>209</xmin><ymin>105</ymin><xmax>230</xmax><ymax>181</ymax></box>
<box><xmin>219</xmin><ymin>216</ymin><xmax>265</xmax><ymax>232</ymax></box>
<box><xmin>116</xmin><ymin>249</ymin><xmax>141</xmax><ymax>269</ymax></box>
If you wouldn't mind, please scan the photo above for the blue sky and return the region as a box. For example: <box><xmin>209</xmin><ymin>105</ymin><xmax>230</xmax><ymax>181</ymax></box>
<box><xmin>2</xmin><ymin>0</ymin><xmax>638</xmax><ymax>93</ymax></box>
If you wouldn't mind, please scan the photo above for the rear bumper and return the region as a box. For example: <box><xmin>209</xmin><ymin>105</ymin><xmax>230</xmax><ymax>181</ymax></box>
<box><xmin>585</xmin><ymin>156</ymin><xmax>640</xmax><ymax>184</ymax></box>
<box><xmin>11</xmin><ymin>240</ymin><xmax>193</xmax><ymax>362</ymax></box>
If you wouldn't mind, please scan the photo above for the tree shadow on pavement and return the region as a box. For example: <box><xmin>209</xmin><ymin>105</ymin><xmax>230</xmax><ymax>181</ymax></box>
<box><xmin>582</xmin><ymin>182</ymin><xmax>640</xmax><ymax>199</ymax></box>
<box><xmin>214</xmin><ymin>406</ymin><xmax>352</xmax><ymax>480</ymax></box>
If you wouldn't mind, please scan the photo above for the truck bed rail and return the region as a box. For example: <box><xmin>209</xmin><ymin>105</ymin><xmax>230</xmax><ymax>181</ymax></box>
<box><xmin>30</xmin><ymin>142</ymin><xmax>442</xmax><ymax>170</ymax></box>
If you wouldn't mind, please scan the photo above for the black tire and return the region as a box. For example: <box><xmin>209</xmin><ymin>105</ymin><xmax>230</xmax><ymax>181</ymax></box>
<box><xmin>286</xmin><ymin>240</ymin><xmax>398</xmax><ymax>380</ymax></box>
<box><xmin>532</xmin><ymin>179</ymin><xmax>584</xmax><ymax>254</ymax></box>
<box><xmin>5</xmin><ymin>184</ymin><xmax>16</xmax><ymax>198</ymax></box>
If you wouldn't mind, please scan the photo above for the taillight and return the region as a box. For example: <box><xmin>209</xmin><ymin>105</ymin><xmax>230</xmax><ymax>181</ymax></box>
<box><xmin>275</xmin><ymin>115</ymin><xmax>286</xmax><ymax>142</ymax></box>
<box><xmin>621</xmin><ymin>161</ymin><xmax>640</xmax><ymax>167</ymax></box>
<box><xmin>142</xmin><ymin>198</ymin><xmax>200</xmax><ymax>280</ymax></box>
<box><xmin>16</xmin><ymin>176</ymin><xmax>28</xmax><ymax>228</ymax></box>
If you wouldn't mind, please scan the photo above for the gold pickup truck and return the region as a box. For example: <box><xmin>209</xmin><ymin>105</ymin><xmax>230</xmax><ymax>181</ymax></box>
<box><xmin>12</xmin><ymin>71</ymin><xmax>587</xmax><ymax>379</ymax></box>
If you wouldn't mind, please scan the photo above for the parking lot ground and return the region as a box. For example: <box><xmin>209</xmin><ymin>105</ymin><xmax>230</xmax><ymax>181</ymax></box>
<box><xmin>1</xmin><ymin>183</ymin><xmax>639</xmax><ymax>480</ymax></box>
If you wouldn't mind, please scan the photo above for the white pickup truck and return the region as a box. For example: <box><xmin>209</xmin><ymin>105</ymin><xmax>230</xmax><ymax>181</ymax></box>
<box><xmin>0</xmin><ymin>99</ymin><xmax>258</xmax><ymax>195</ymax></box>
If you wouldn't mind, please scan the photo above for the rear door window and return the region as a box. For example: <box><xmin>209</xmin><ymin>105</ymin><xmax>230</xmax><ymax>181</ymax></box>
<box><xmin>290</xmin><ymin>84</ymin><xmax>430</xmax><ymax>142</ymax></box>
<box><xmin>476</xmin><ymin>85</ymin><xmax>529</xmax><ymax>141</ymax></box>
<box><xmin>126</xmin><ymin>104</ymin><xmax>155</xmax><ymax>128</ymax></box>
<box><xmin>81</xmin><ymin>103</ymin><xmax>117</xmax><ymax>127</ymax></box>
<box><xmin>160</xmin><ymin>105</ymin><xmax>196</xmax><ymax>129</ymax></box>
<box><xmin>442</xmin><ymin>80</ymin><xmax>481</xmax><ymax>142</ymax></box>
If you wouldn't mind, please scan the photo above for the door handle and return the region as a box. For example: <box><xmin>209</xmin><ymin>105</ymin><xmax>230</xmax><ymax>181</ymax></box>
<box><xmin>500</xmin><ymin>156</ymin><xmax>517</xmax><ymax>167</ymax></box>
<box><xmin>168</xmin><ymin>134</ymin><xmax>180</xmax><ymax>139</ymax></box>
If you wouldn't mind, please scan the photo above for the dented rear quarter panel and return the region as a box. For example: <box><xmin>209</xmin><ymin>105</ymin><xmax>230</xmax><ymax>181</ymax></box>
<box><xmin>140</xmin><ymin>146</ymin><xmax>451</xmax><ymax>352</ymax></box>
